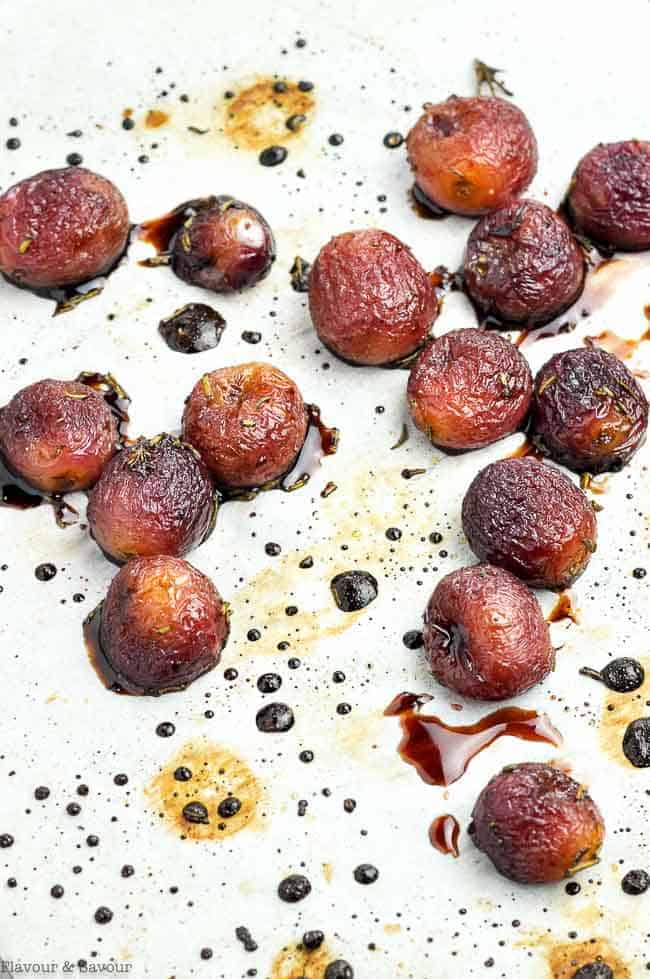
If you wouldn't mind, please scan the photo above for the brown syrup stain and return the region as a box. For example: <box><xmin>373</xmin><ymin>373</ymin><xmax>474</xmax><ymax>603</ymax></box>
<box><xmin>145</xmin><ymin>738</ymin><xmax>262</xmax><ymax>841</ymax></box>
<box><xmin>269</xmin><ymin>942</ymin><xmax>332</xmax><ymax>979</ymax></box>
<box><xmin>145</xmin><ymin>109</ymin><xmax>170</xmax><ymax>128</ymax></box>
<box><xmin>584</xmin><ymin>327</ymin><xmax>650</xmax><ymax>362</ymax></box>
<box><xmin>223</xmin><ymin>78</ymin><xmax>315</xmax><ymax>150</ymax></box>
<box><xmin>385</xmin><ymin>694</ymin><xmax>561</xmax><ymax>786</ymax></box>
<box><xmin>598</xmin><ymin>655</ymin><xmax>650</xmax><ymax>767</ymax></box>
<box><xmin>546</xmin><ymin>937</ymin><xmax>630</xmax><ymax>979</ymax></box>
<box><xmin>580</xmin><ymin>473</ymin><xmax>609</xmax><ymax>496</ymax></box>
<box><xmin>548</xmin><ymin>591</ymin><xmax>579</xmax><ymax>625</ymax></box>
<box><xmin>508</xmin><ymin>437</ymin><xmax>546</xmax><ymax>461</ymax></box>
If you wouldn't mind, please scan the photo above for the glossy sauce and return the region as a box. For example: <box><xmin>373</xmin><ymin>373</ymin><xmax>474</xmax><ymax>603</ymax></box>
<box><xmin>411</xmin><ymin>184</ymin><xmax>449</xmax><ymax>220</ymax></box>
<box><xmin>429</xmin><ymin>814</ymin><xmax>460</xmax><ymax>857</ymax></box>
<box><xmin>508</xmin><ymin>438</ymin><xmax>546</xmax><ymax>461</ymax></box>
<box><xmin>138</xmin><ymin>198</ymin><xmax>210</xmax><ymax>257</ymax></box>
<box><xmin>280</xmin><ymin>404</ymin><xmax>339</xmax><ymax>493</ymax></box>
<box><xmin>385</xmin><ymin>693</ymin><xmax>562</xmax><ymax>786</ymax></box>
<box><xmin>77</xmin><ymin>371</ymin><xmax>131</xmax><ymax>442</ymax></box>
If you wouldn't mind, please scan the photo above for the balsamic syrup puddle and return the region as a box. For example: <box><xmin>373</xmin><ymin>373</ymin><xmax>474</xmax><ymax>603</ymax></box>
<box><xmin>0</xmin><ymin>371</ymin><xmax>130</xmax><ymax>528</ymax></box>
<box><xmin>137</xmin><ymin>197</ymin><xmax>213</xmax><ymax>264</ymax></box>
<box><xmin>385</xmin><ymin>693</ymin><xmax>562</xmax><ymax>786</ymax></box>
<box><xmin>429</xmin><ymin>814</ymin><xmax>460</xmax><ymax>857</ymax></box>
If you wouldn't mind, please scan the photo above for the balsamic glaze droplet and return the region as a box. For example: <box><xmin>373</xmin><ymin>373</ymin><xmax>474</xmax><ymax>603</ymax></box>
<box><xmin>156</xmin><ymin>722</ymin><xmax>176</xmax><ymax>738</ymax></box>
<box><xmin>256</xmin><ymin>702</ymin><xmax>295</xmax><ymax>733</ymax></box>
<box><xmin>182</xmin><ymin>801</ymin><xmax>209</xmax><ymax>824</ymax></box>
<box><xmin>383</xmin><ymin>131</ymin><xmax>404</xmax><ymax>148</ymax></box>
<box><xmin>277</xmin><ymin>873</ymin><xmax>311</xmax><ymax>903</ymax></box>
<box><xmin>35</xmin><ymin>563</ymin><xmax>57</xmax><ymax>581</ymax></box>
<box><xmin>572</xmin><ymin>964</ymin><xmax>614</xmax><ymax>979</ymax></box>
<box><xmin>257</xmin><ymin>673</ymin><xmax>282</xmax><ymax>694</ymax></box>
<box><xmin>302</xmin><ymin>930</ymin><xmax>325</xmax><ymax>951</ymax></box>
<box><xmin>290</xmin><ymin>256</ymin><xmax>311</xmax><ymax>292</ymax></box>
<box><xmin>259</xmin><ymin>145</ymin><xmax>288</xmax><ymax>167</ymax></box>
<box><xmin>353</xmin><ymin>864</ymin><xmax>379</xmax><ymax>885</ymax></box>
<box><xmin>621</xmin><ymin>869</ymin><xmax>650</xmax><ymax>895</ymax></box>
<box><xmin>402</xmin><ymin>629</ymin><xmax>424</xmax><ymax>650</ymax></box>
<box><xmin>235</xmin><ymin>926</ymin><xmax>258</xmax><ymax>952</ymax></box>
<box><xmin>325</xmin><ymin>961</ymin><xmax>354</xmax><ymax>979</ymax></box>
<box><xmin>158</xmin><ymin>303</ymin><xmax>226</xmax><ymax>354</ymax></box>
<box><xmin>173</xmin><ymin>766</ymin><xmax>192</xmax><ymax>782</ymax></box>
<box><xmin>580</xmin><ymin>658</ymin><xmax>644</xmax><ymax>692</ymax></box>
<box><xmin>241</xmin><ymin>331</ymin><xmax>262</xmax><ymax>344</ymax></box>
<box><xmin>331</xmin><ymin>571</ymin><xmax>378</xmax><ymax>612</ymax></box>
<box><xmin>217</xmin><ymin>796</ymin><xmax>241</xmax><ymax>819</ymax></box>
<box><xmin>94</xmin><ymin>906</ymin><xmax>113</xmax><ymax>925</ymax></box>
<box><xmin>622</xmin><ymin>718</ymin><xmax>650</xmax><ymax>768</ymax></box>
<box><xmin>34</xmin><ymin>786</ymin><xmax>50</xmax><ymax>800</ymax></box>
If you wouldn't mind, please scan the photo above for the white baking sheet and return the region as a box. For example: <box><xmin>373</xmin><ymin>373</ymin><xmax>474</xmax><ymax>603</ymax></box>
<box><xmin>1</xmin><ymin>1</ymin><xmax>650</xmax><ymax>976</ymax></box>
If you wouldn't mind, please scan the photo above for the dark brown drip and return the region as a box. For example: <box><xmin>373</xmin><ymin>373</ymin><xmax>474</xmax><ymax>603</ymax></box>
<box><xmin>410</xmin><ymin>184</ymin><xmax>450</xmax><ymax>220</ymax></box>
<box><xmin>76</xmin><ymin>371</ymin><xmax>131</xmax><ymax>442</ymax></box>
<box><xmin>385</xmin><ymin>694</ymin><xmax>562</xmax><ymax>786</ymax></box>
<box><xmin>508</xmin><ymin>438</ymin><xmax>546</xmax><ymax>461</ymax></box>
<box><xmin>138</xmin><ymin>197</ymin><xmax>215</xmax><ymax>259</ymax></box>
<box><xmin>547</xmin><ymin>591</ymin><xmax>578</xmax><ymax>624</ymax></box>
<box><xmin>429</xmin><ymin>814</ymin><xmax>460</xmax><ymax>857</ymax></box>
<box><xmin>83</xmin><ymin>603</ymin><xmax>127</xmax><ymax>694</ymax></box>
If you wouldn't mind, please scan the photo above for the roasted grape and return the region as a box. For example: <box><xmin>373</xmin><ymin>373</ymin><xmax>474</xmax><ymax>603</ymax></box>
<box><xmin>87</xmin><ymin>434</ymin><xmax>215</xmax><ymax>563</ymax></box>
<box><xmin>462</xmin><ymin>457</ymin><xmax>597</xmax><ymax>590</ymax></box>
<box><xmin>407</xmin><ymin>328</ymin><xmax>532</xmax><ymax>450</ymax></box>
<box><xmin>308</xmin><ymin>229</ymin><xmax>437</xmax><ymax>365</ymax></box>
<box><xmin>423</xmin><ymin>565</ymin><xmax>554</xmax><ymax>700</ymax></box>
<box><xmin>469</xmin><ymin>762</ymin><xmax>605</xmax><ymax>883</ymax></box>
<box><xmin>406</xmin><ymin>96</ymin><xmax>537</xmax><ymax>217</ymax></box>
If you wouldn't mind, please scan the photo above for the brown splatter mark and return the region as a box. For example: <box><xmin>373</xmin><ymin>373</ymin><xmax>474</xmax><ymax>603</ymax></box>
<box><xmin>546</xmin><ymin>936</ymin><xmax>630</xmax><ymax>978</ymax></box>
<box><xmin>598</xmin><ymin>656</ymin><xmax>650</xmax><ymax>766</ymax></box>
<box><xmin>223</xmin><ymin>78</ymin><xmax>315</xmax><ymax>150</ymax></box>
<box><xmin>269</xmin><ymin>941</ymin><xmax>332</xmax><ymax>979</ymax></box>
<box><xmin>145</xmin><ymin>738</ymin><xmax>262</xmax><ymax>840</ymax></box>
<box><xmin>145</xmin><ymin>109</ymin><xmax>170</xmax><ymax>129</ymax></box>
<box><xmin>122</xmin><ymin>108</ymin><xmax>134</xmax><ymax>119</ymax></box>
<box><xmin>584</xmin><ymin>327</ymin><xmax>650</xmax><ymax>361</ymax></box>
<box><xmin>548</xmin><ymin>591</ymin><xmax>579</xmax><ymax>625</ymax></box>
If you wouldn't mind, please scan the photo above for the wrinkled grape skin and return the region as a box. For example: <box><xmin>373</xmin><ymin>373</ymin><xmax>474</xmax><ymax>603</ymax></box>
<box><xmin>531</xmin><ymin>347</ymin><xmax>648</xmax><ymax>473</ymax></box>
<box><xmin>99</xmin><ymin>556</ymin><xmax>229</xmax><ymax>694</ymax></box>
<box><xmin>308</xmin><ymin>229</ymin><xmax>437</xmax><ymax>366</ymax></box>
<box><xmin>182</xmin><ymin>362</ymin><xmax>308</xmax><ymax>489</ymax></box>
<box><xmin>462</xmin><ymin>458</ymin><xmax>597</xmax><ymax>590</ymax></box>
<box><xmin>567</xmin><ymin>141</ymin><xmax>650</xmax><ymax>250</ymax></box>
<box><xmin>0</xmin><ymin>167</ymin><xmax>129</xmax><ymax>289</ymax></box>
<box><xmin>407</xmin><ymin>329</ymin><xmax>532</xmax><ymax>451</ymax></box>
<box><xmin>0</xmin><ymin>379</ymin><xmax>118</xmax><ymax>493</ymax></box>
<box><xmin>464</xmin><ymin>200</ymin><xmax>585</xmax><ymax>326</ymax></box>
<box><xmin>406</xmin><ymin>96</ymin><xmax>537</xmax><ymax>217</ymax></box>
<box><xmin>423</xmin><ymin>565</ymin><xmax>554</xmax><ymax>701</ymax></box>
<box><xmin>171</xmin><ymin>196</ymin><xmax>275</xmax><ymax>293</ymax></box>
<box><xmin>469</xmin><ymin>762</ymin><xmax>605</xmax><ymax>883</ymax></box>
<box><xmin>87</xmin><ymin>434</ymin><xmax>215</xmax><ymax>563</ymax></box>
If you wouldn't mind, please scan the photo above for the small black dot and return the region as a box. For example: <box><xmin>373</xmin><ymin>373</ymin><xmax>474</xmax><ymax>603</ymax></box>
<box><xmin>217</xmin><ymin>796</ymin><xmax>241</xmax><ymax>819</ymax></box>
<box><xmin>113</xmin><ymin>773</ymin><xmax>128</xmax><ymax>786</ymax></box>
<box><xmin>278</xmin><ymin>874</ymin><xmax>311</xmax><ymax>903</ymax></box>
<box><xmin>66</xmin><ymin>803</ymin><xmax>81</xmax><ymax>816</ymax></box>
<box><xmin>6</xmin><ymin>138</ymin><xmax>21</xmax><ymax>150</ymax></box>
<box><xmin>86</xmin><ymin>835</ymin><xmax>99</xmax><ymax>848</ymax></box>
<box><xmin>383</xmin><ymin>131</ymin><xmax>404</xmax><ymax>148</ymax></box>
<box><xmin>121</xmin><ymin>865</ymin><xmax>134</xmax><ymax>878</ymax></box>
<box><xmin>200</xmin><ymin>948</ymin><xmax>213</xmax><ymax>960</ymax></box>
<box><xmin>298</xmin><ymin>80</ymin><xmax>314</xmax><ymax>92</ymax></box>
<box><xmin>299</xmin><ymin>750</ymin><xmax>314</xmax><ymax>763</ymax></box>
<box><xmin>299</xmin><ymin>556</ymin><xmax>314</xmax><ymax>569</ymax></box>
<box><xmin>265</xmin><ymin>542</ymin><xmax>281</xmax><ymax>556</ymax></box>
<box><xmin>94</xmin><ymin>906</ymin><xmax>113</xmax><ymax>925</ymax></box>
<box><xmin>50</xmin><ymin>884</ymin><xmax>64</xmax><ymax>899</ymax></box>
<box><xmin>182</xmin><ymin>801</ymin><xmax>209</xmax><ymax>825</ymax></box>
<box><xmin>66</xmin><ymin>152</ymin><xmax>83</xmax><ymax>166</ymax></box>
<box><xmin>247</xmin><ymin>629</ymin><xmax>261</xmax><ymax>642</ymax></box>
<box><xmin>633</xmin><ymin>567</ymin><xmax>647</xmax><ymax>579</ymax></box>
<box><xmin>302</xmin><ymin>930</ymin><xmax>324</xmax><ymax>950</ymax></box>
<box><xmin>174</xmin><ymin>766</ymin><xmax>193</xmax><ymax>782</ymax></box>
<box><xmin>259</xmin><ymin>145</ymin><xmax>288</xmax><ymax>167</ymax></box>
<box><xmin>336</xmin><ymin>703</ymin><xmax>352</xmax><ymax>715</ymax></box>
<box><xmin>34</xmin><ymin>786</ymin><xmax>50</xmax><ymax>801</ymax></box>
<box><xmin>353</xmin><ymin>863</ymin><xmax>379</xmax><ymax>885</ymax></box>
<box><xmin>343</xmin><ymin>799</ymin><xmax>356</xmax><ymax>813</ymax></box>
<box><xmin>622</xmin><ymin>869</ymin><xmax>650</xmax><ymax>895</ymax></box>
<box><xmin>35</xmin><ymin>563</ymin><xmax>57</xmax><ymax>582</ymax></box>
<box><xmin>328</xmin><ymin>133</ymin><xmax>344</xmax><ymax>146</ymax></box>
<box><xmin>122</xmin><ymin>117</ymin><xmax>135</xmax><ymax>130</ymax></box>
<box><xmin>332</xmin><ymin>671</ymin><xmax>346</xmax><ymax>683</ymax></box>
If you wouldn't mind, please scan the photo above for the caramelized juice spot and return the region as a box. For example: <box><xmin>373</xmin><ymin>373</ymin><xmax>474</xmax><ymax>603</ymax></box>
<box><xmin>145</xmin><ymin>739</ymin><xmax>262</xmax><ymax>840</ymax></box>
<box><xmin>269</xmin><ymin>942</ymin><xmax>332</xmax><ymax>979</ymax></box>
<box><xmin>145</xmin><ymin>109</ymin><xmax>170</xmax><ymax>129</ymax></box>
<box><xmin>224</xmin><ymin>79</ymin><xmax>315</xmax><ymax>150</ymax></box>
<box><xmin>548</xmin><ymin>591</ymin><xmax>579</xmax><ymax>624</ymax></box>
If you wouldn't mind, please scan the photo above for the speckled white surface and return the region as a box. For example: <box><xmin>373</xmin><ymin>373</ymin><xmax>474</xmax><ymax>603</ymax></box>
<box><xmin>1</xmin><ymin>0</ymin><xmax>650</xmax><ymax>976</ymax></box>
